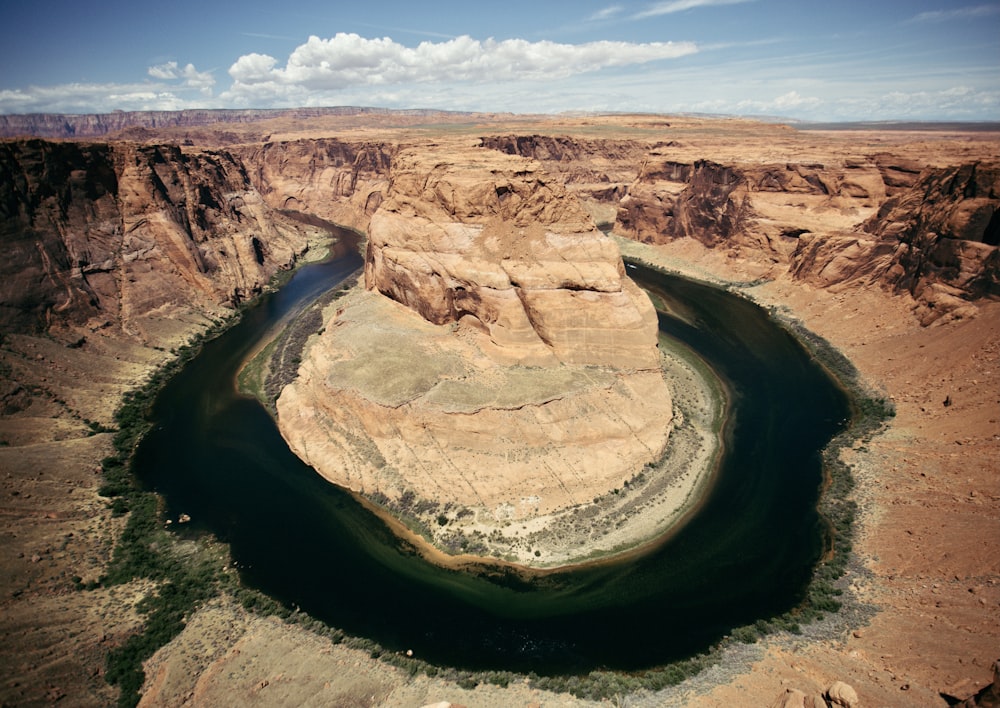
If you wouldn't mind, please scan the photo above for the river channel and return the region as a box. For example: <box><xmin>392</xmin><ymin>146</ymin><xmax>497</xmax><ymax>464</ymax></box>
<box><xmin>133</xmin><ymin>230</ymin><xmax>850</xmax><ymax>673</ymax></box>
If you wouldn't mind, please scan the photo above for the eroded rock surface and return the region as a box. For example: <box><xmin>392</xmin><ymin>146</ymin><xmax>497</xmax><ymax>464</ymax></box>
<box><xmin>237</xmin><ymin>138</ymin><xmax>393</xmax><ymax>233</ymax></box>
<box><xmin>278</xmin><ymin>290</ymin><xmax>672</xmax><ymax>520</ymax></box>
<box><xmin>0</xmin><ymin>139</ymin><xmax>317</xmax><ymax>343</ymax></box>
<box><xmin>791</xmin><ymin>162</ymin><xmax>1000</xmax><ymax>324</ymax></box>
<box><xmin>364</xmin><ymin>144</ymin><xmax>661</xmax><ymax>367</ymax></box>
<box><xmin>492</xmin><ymin>135</ymin><xmax>999</xmax><ymax>324</ymax></box>
<box><xmin>277</xmin><ymin>143</ymin><xmax>672</xmax><ymax>558</ymax></box>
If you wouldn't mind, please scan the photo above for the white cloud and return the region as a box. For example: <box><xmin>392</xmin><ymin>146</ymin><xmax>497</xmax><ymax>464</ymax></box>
<box><xmin>634</xmin><ymin>0</ymin><xmax>753</xmax><ymax>19</ymax></box>
<box><xmin>147</xmin><ymin>63</ymin><xmax>179</xmax><ymax>81</ymax></box>
<box><xmin>586</xmin><ymin>5</ymin><xmax>625</xmax><ymax>21</ymax></box>
<box><xmin>147</xmin><ymin>61</ymin><xmax>216</xmax><ymax>95</ymax></box>
<box><xmin>870</xmin><ymin>85</ymin><xmax>1000</xmax><ymax>118</ymax></box>
<box><xmin>677</xmin><ymin>84</ymin><xmax>1000</xmax><ymax>122</ymax></box>
<box><xmin>223</xmin><ymin>33</ymin><xmax>698</xmax><ymax>101</ymax></box>
<box><xmin>1</xmin><ymin>29</ymin><xmax>996</xmax><ymax>121</ymax></box>
<box><xmin>0</xmin><ymin>81</ymin><xmax>215</xmax><ymax>114</ymax></box>
<box><xmin>771</xmin><ymin>90</ymin><xmax>822</xmax><ymax>109</ymax></box>
<box><xmin>907</xmin><ymin>4</ymin><xmax>1000</xmax><ymax>23</ymax></box>
<box><xmin>229</xmin><ymin>53</ymin><xmax>280</xmax><ymax>83</ymax></box>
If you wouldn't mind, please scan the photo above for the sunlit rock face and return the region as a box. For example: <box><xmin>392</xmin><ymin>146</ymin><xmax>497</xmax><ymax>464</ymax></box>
<box><xmin>236</xmin><ymin>138</ymin><xmax>393</xmax><ymax>233</ymax></box>
<box><xmin>364</xmin><ymin>145</ymin><xmax>661</xmax><ymax>368</ymax></box>
<box><xmin>608</xmin><ymin>149</ymin><xmax>999</xmax><ymax>325</ymax></box>
<box><xmin>277</xmin><ymin>142</ymin><xmax>673</xmax><ymax>532</ymax></box>
<box><xmin>791</xmin><ymin>163</ymin><xmax>1000</xmax><ymax>324</ymax></box>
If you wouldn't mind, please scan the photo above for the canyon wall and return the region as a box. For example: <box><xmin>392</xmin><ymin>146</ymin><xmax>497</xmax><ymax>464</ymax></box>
<box><xmin>7</xmin><ymin>129</ymin><xmax>993</xmax><ymax>345</ymax></box>
<box><xmin>790</xmin><ymin>162</ymin><xmax>1000</xmax><ymax>323</ymax></box>
<box><xmin>236</xmin><ymin>138</ymin><xmax>393</xmax><ymax>233</ymax></box>
<box><xmin>484</xmin><ymin>136</ymin><xmax>999</xmax><ymax>324</ymax></box>
<box><xmin>0</xmin><ymin>139</ymin><xmax>317</xmax><ymax>344</ymax></box>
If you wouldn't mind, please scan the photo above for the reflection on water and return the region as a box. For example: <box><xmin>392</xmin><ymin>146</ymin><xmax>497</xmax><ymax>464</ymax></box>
<box><xmin>135</xmin><ymin>239</ymin><xmax>850</xmax><ymax>673</ymax></box>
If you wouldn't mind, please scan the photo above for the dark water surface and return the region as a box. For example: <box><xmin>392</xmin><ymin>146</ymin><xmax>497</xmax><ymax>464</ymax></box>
<box><xmin>134</xmin><ymin>237</ymin><xmax>850</xmax><ymax>674</ymax></box>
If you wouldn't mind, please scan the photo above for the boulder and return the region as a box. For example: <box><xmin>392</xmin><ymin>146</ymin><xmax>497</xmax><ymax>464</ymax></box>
<box><xmin>825</xmin><ymin>680</ymin><xmax>860</xmax><ymax>708</ymax></box>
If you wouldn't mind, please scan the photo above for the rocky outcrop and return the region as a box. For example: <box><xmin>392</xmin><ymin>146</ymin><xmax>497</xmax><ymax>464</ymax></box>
<box><xmin>610</xmin><ymin>148</ymin><xmax>998</xmax><ymax>322</ymax></box>
<box><xmin>616</xmin><ymin>160</ymin><xmax>754</xmax><ymax>248</ymax></box>
<box><xmin>480</xmin><ymin>134</ymin><xmax>646</xmax><ymax>184</ymax></box>
<box><xmin>769</xmin><ymin>688</ymin><xmax>828</xmax><ymax>708</ymax></box>
<box><xmin>277</xmin><ymin>289</ymin><xmax>672</xmax><ymax>523</ymax></box>
<box><xmin>364</xmin><ymin>144</ymin><xmax>661</xmax><ymax>368</ymax></box>
<box><xmin>615</xmin><ymin>157</ymin><xmax>887</xmax><ymax>248</ymax></box>
<box><xmin>236</xmin><ymin>138</ymin><xmax>393</xmax><ymax>233</ymax></box>
<box><xmin>277</xmin><ymin>142</ymin><xmax>673</xmax><ymax>561</ymax></box>
<box><xmin>791</xmin><ymin>162</ymin><xmax>1000</xmax><ymax>323</ymax></box>
<box><xmin>768</xmin><ymin>680</ymin><xmax>859</xmax><ymax>708</ymax></box>
<box><xmin>0</xmin><ymin>139</ymin><xmax>314</xmax><ymax>342</ymax></box>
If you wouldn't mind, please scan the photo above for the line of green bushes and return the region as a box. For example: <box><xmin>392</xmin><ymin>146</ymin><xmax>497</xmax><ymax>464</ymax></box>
<box><xmin>95</xmin><ymin>317</ymin><xmax>241</xmax><ymax>707</ymax></box>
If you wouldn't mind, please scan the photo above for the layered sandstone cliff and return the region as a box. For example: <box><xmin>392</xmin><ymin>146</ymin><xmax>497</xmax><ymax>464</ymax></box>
<box><xmin>276</xmin><ymin>143</ymin><xmax>673</xmax><ymax>561</ymax></box>
<box><xmin>790</xmin><ymin>162</ymin><xmax>1000</xmax><ymax>323</ymax></box>
<box><xmin>482</xmin><ymin>132</ymin><xmax>999</xmax><ymax>324</ymax></box>
<box><xmin>609</xmin><ymin>152</ymin><xmax>999</xmax><ymax>322</ymax></box>
<box><xmin>237</xmin><ymin>138</ymin><xmax>393</xmax><ymax>233</ymax></box>
<box><xmin>0</xmin><ymin>139</ymin><xmax>318</xmax><ymax>344</ymax></box>
<box><xmin>364</xmin><ymin>145</ymin><xmax>660</xmax><ymax>367</ymax></box>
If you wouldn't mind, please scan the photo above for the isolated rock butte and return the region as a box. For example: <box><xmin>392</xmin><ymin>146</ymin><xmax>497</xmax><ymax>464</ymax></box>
<box><xmin>277</xmin><ymin>143</ymin><xmax>672</xmax><ymax>524</ymax></box>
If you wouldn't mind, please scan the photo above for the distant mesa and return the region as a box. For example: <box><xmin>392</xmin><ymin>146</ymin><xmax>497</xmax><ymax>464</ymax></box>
<box><xmin>0</xmin><ymin>107</ymin><xmax>480</xmax><ymax>140</ymax></box>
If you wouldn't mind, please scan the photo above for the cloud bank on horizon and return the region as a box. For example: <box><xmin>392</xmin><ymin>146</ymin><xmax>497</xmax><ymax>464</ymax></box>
<box><xmin>0</xmin><ymin>0</ymin><xmax>997</xmax><ymax>122</ymax></box>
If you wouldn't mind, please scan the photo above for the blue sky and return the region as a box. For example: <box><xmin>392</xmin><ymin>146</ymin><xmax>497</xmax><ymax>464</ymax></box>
<box><xmin>1</xmin><ymin>0</ymin><xmax>997</xmax><ymax>121</ymax></box>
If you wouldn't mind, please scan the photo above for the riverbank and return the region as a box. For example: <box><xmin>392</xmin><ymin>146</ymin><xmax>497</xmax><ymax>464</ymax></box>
<box><xmin>258</xmin><ymin>270</ymin><xmax>725</xmax><ymax>570</ymax></box>
<box><xmin>334</xmin><ymin>324</ymin><xmax>726</xmax><ymax>574</ymax></box>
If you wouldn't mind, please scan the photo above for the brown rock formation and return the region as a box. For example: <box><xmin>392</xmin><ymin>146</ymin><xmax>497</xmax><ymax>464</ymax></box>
<box><xmin>364</xmin><ymin>144</ymin><xmax>660</xmax><ymax>367</ymax></box>
<box><xmin>0</xmin><ymin>139</ymin><xmax>317</xmax><ymax>343</ymax></box>
<box><xmin>616</xmin><ymin>159</ymin><xmax>754</xmax><ymax>248</ymax></box>
<box><xmin>605</xmin><ymin>147</ymin><xmax>999</xmax><ymax>322</ymax></box>
<box><xmin>790</xmin><ymin>162</ymin><xmax>1000</xmax><ymax>323</ymax></box>
<box><xmin>277</xmin><ymin>142</ymin><xmax>672</xmax><ymax>557</ymax></box>
<box><xmin>237</xmin><ymin>138</ymin><xmax>393</xmax><ymax>232</ymax></box>
<box><xmin>277</xmin><ymin>290</ymin><xmax>672</xmax><ymax>523</ymax></box>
